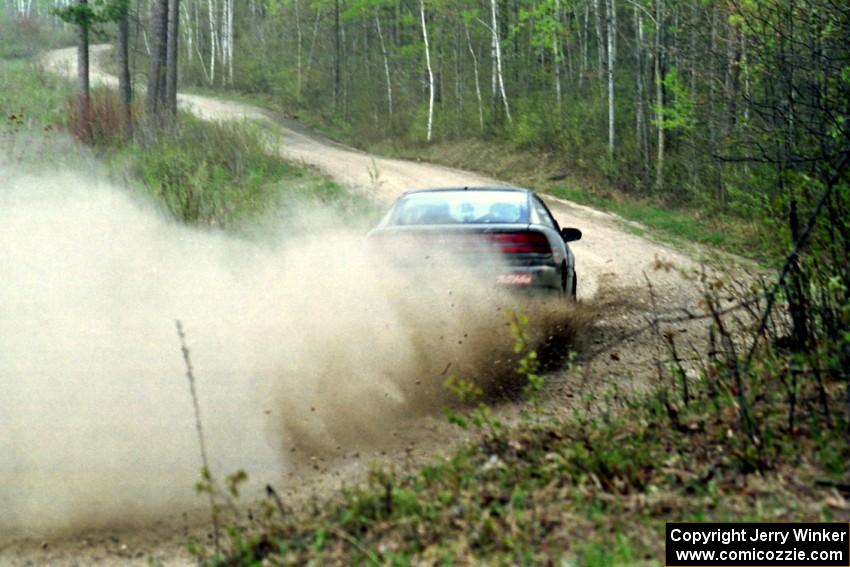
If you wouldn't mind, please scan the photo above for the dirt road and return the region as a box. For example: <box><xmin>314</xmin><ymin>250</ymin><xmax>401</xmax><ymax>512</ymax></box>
<box><xmin>42</xmin><ymin>45</ymin><xmax>698</xmax><ymax>302</ymax></box>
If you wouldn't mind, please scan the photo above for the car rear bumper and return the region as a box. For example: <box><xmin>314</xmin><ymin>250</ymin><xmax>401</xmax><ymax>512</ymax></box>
<box><xmin>400</xmin><ymin>258</ymin><xmax>561</xmax><ymax>292</ymax></box>
<box><xmin>493</xmin><ymin>264</ymin><xmax>561</xmax><ymax>291</ymax></box>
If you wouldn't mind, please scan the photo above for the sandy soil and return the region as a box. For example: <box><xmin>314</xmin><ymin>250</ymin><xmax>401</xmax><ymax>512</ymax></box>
<box><xmin>1</xmin><ymin>46</ymin><xmax>716</xmax><ymax>566</ymax></box>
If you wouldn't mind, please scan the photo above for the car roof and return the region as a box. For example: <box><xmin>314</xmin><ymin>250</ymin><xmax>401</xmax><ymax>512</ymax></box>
<box><xmin>401</xmin><ymin>186</ymin><xmax>532</xmax><ymax>196</ymax></box>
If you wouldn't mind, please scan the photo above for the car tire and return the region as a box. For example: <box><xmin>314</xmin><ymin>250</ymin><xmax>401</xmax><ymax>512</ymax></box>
<box><xmin>571</xmin><ymin>271</ymin><xmax>578</xmax><ymax>300</ymax></box>
<box><xmin>560</xmin><ymin>263</ymin><xmax>569</xmax><ymax>296</ymax></box>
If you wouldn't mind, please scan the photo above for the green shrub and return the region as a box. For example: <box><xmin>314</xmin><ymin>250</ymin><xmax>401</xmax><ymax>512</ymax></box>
<box><xmin>508</xmin><ymin>96</ymin><xmax>563</xmax><ymax>150</ymax></box>
<box><xmin>64</xmin><ymin>86</ymin><xmax>131</xmax><ymax>147</ymax></box>
<box><xmin>0</xmin><ymin>59</ymin><xmax>70</xmax><ymax>129</ymax></box>
<box><xmin>123</xmin><ymin>117</ymin><xmax>294</xmax><ymax>226</ymax></box>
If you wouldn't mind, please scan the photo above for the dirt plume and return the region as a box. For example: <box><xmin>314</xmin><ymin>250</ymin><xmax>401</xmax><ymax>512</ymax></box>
<box><xmin>0</xmin><ymin>152</ymin><xmax>587</xmax><ymax>535</ymax></box>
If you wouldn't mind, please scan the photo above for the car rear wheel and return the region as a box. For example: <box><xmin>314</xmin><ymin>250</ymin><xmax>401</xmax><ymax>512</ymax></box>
<box><xmin>560</xmin><ymin>263</ymin><xmax>569</xmax><ymax>296</ymax></box>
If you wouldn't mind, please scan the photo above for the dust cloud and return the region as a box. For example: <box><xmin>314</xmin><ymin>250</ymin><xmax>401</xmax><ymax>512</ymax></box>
<box><xmin>0</xmin><ymin>144</ymin><xmax>582</xmax><ymax>536</ymax></box>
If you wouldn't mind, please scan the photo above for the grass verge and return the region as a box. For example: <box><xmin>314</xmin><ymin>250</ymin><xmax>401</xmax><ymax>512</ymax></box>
<box><xmin>210</xmin><ymin>370</ymin><xmax>848</xmax><ymax>566</ymax></box>
<box><xmin>1</xmin><ymin>55</ymin><xmax>376</xmax><ymax>230</ymax></box>
<box><xmin>110</xmin><ymin>115</ymin><xmax>373</xmax><ymax>229</ymax></box>
<box><xmin>0</xmin><ymin>58</ymin><xmax>69</xmax><ymax>129</ymax></box>
<box><xmin>197</xmin><ymin>277</ymin><xmax>849</xmax><ymax>565</ymax></box>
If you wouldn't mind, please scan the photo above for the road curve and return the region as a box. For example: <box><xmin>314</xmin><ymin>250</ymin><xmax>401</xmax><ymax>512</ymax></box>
<box><xmin>42</xmin><ymin>45</ymin><xmax>697</xmax><ymax>301</ymax></box>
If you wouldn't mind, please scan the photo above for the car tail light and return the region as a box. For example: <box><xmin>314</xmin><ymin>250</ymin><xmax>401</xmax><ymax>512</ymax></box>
<box><xmin>490</xmin><ymin>231</ymin><xmax>552</xmax><ymax>255</ymax></box>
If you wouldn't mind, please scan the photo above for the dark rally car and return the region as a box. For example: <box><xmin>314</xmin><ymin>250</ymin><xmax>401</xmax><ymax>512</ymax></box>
<box><xmin>367</xmin><ymin>187</ymin><xmax>581</xmax><ymax>298</ymax></box>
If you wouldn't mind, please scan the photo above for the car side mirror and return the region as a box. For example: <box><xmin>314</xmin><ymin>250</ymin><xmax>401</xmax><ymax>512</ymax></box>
<box><xmin>560</xmin><ymin>227</ymin><xmax>582</xmax><ymax>242</ymax></box>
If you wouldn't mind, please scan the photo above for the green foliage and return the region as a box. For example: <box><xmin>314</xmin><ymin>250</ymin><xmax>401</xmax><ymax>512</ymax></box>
<box><xmin>130</xmin><ymin>117</ymin><xmax>375</xmax><ymax>228</ymax></box>
<box><xmin>209</xmin><ymin>355</ymin><xmax>846</xmax><ymax>565</ymax></box>
<box><xmin>121</xmin><ymin>117</ymin><xmax>296</xmax><ymax>226</ymax></box>
<box><xmin>548</xmin><ymin>184</ymin><xmax>757</xmax><ymax>253</ymax></box>
<box><xmin>128</xmin><ymin>121</ymin><xmax>280</xmax><ymax>226</ymax></box>
<box><xmin>52</xmin><ymin>0</ymin><xmax>129</xmax><ymax>30</ymax></box>
<box><xmin>192</xmin><ymin>257</ymin><xmax>849</xmax><ymax>566</ymax></box>
<box><xmin>175</xmin><ymin>0</ymin><xmax>843</xmax><ymax>270</ymax></box>
<box><xmin>515</xmin><ymin>0</ymin><xmax>563</xmax><ymax>52</ymax></box>
<box><xmin>0</xmin><ymin>59</ymin><xmax>70</xmax><ymax>129</ymax></box>
<box><xmin>506</xmin><ymin>309</ymin><xmax>544</xmax><ymax>408</ymax></box>
<box><xmin>653</xmin><ymin>69</ymin><xmax>695</xmax><ymax>132</ymax></box>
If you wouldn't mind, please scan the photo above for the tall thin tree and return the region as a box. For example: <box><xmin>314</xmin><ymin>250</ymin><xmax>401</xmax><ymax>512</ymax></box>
<box><xmin>375</xmin><ymin>12</ymin><xmax>393</xmax><ymax>118</ymax></box>
<box><xmin>654</xmin><ymin>0</ymin><xmax>665</xmax><ymax>190</ymax></box>
<box><xmin>489</xmin><ymin>0</ymin><xmax>511</xmax><ymax>124</ymax></box>
<box><xmin>165</xmin><ymin>0</ymin><xmax>180</xmax><ymax>116</ymax></box>
<box><xmin>116</xmin><ymin>0</ymin><xmax>132</xmax><ymax>133</ymax></box>
<box><xmin>146</xmin><ymin>0</ymin><xmax>167</xmax><ymax>115</ymax></box>
<box><xmin>76</xmin><ymin>0</ymin><xmax>91</xmax><ymax>135</ymax></box>
<box><xmin>553</xmin><ymin>0</ymin><xmax>562</xmax><ymax>115</ymax></box>
<box><xmin>420</xmin><ymin>0</ymin><xmax>434</xmax><ymax>141</ymax></box>
<box><xmin>606</xmin><ymin>0</ymin><xmax>616</xmax><ymax>159</ymax></box>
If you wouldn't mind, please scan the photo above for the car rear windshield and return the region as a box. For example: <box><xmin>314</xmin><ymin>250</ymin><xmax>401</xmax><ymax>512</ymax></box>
<box><xmin>388</xmin><ymin>191</ymin><xmax>529</xmax><ymax>225</ymax></box>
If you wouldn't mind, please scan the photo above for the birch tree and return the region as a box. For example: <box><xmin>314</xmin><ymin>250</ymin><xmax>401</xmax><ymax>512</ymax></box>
<box><xmin>489</xmin><ymin>0</ymin><xmax>511</xmax><ymax>124</ymax></box>
<box><xmin>420</xmin><ymin>0</ymin><xmax>434</xmax><ymax>141</ymax></box>
<box><xmin>164</xmin><ymin>0</ymin><xmax>179</xmax><ymax>116</ymax></box>
<box><xmin>375</xmin><ymin>12</ymin><xmax>392</xmax><ymax>117</ymax></box>
<box><xmin>606</xmin><ymin>0</ymin><xmax>615</xmax><ymax>158</ymax></box>
<box><xmin>142</xmin><ymin>0</ymin><xmax>849</xmax><ymax>217</ymax></box>
<box><xmin>654</xmin><ymin>0</ymin><xmax>664</xmax><ymax>190</ymax></box>
<box><xmin>552</xmin><ymin>0</ymin><xmax>562</xmax><ymax>116</ymax></box>
<box><xmin>207</xmin><ymin>0</ymin><xmax>217</xmax><ymax>84</ymax></box>
<box><xmin>634</xmin><ymin>3</ymin><xmax>648</xmax><ymax>170</ymax></box>
<box><xmin>464</xmin><ymin>18</ymin><xmax>484</xmax><ymax>131</ymax></box>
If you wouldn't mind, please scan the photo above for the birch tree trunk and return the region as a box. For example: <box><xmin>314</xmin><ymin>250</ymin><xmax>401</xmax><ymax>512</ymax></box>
<box><xmin>580</xmin><ymin>3</ymin><xmax>589</xmax><ymax>87</ymax></box>
<box><xmin>420</xmin><ymin>0</ymin><xmax>434</xmax><ymax>142</ymax></box>
<box><xmin>182</xmin><ymin>1</ymin><xmax>192</xmax><ymax>64</ymax></box>
<box><xmin>464</xmin><ymin>21</ymin><xmax>484</xmax><ymax>131</ymax></box>
<box><xmin>207</xmin><ymin>0</ymin><xmax>217</xmax><ymax>85</ymax></box>
<box><xmin>220</xmin><ymin>0</ymin><xmax>228</xmax><ymax>83</ymax></box>
<box><xmin>490</xmin><ymin>0</ymin><xmax>511</xmax><ymax>124</ymax></box>
<box><xmin>490</xmin><ymin>19</ymin><xmax>497</xmax><ymax>106</ymax></box>
<box><xmin>606</xmin><ymin>0</ymin><xmax>616</xmax><ymax>158</ymax></box>
<box><xmin>192</xmin><ymin>0</ymin><xmax>210</xmax><ymax>82</ymax></box>
<box><xmin>165</xmin><ymin>0</ymin><xmax>179</xmax><ymax>116</ymax></box>
<box><xmin>375</xmin><ymin>13</ymin><xmax>393</xmax><ymax>117</ymax></box>
<box><xmin>654</xmin><ymin>0</ymin><xmax>665</xmax><ymax>191</ymax></box>
<box><xmin>553</xmin><ymin>0</ymin><xmax>562</xmax><ymax>115</ymax></box>
<box><xmin>634</xmin><ymin>5</ymin><xmax>648</xmax><ymax>170</ymax></box>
